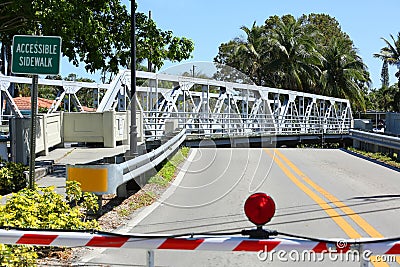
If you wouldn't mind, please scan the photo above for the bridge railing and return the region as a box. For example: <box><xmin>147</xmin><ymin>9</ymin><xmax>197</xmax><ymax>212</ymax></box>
<box><xmin>67</xmin><ymin>129</ymin><xmax>187</xmax><ymax>195</ymax></box>
<box><xmin>143</xmin><ymin>111</ymin><xmax>352</xmax><ymax>139</ymax></box>
<box><xmin>350</xmin><ymin>129</ymin><xmax>400</xmax><ymax>156</ymax></box>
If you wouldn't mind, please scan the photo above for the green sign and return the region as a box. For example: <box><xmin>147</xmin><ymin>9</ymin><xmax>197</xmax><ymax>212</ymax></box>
<box><xmin>12</xmin><ymin>35</ymin><xmax>62</xmax><ymax>75</ymax></box>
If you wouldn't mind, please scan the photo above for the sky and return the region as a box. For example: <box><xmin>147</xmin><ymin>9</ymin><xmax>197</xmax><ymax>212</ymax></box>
<box><xmin>61</xmin><ymin>0</ymin><xmax>399</xmax><ymax>89</ymax></box>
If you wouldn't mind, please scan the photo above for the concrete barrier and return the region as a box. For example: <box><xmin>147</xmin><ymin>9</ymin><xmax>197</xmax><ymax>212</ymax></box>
<box><xmin>10</xmin><ymin>113</ymin><xmax>63</xmax><ymax>164</ymax></box>
<box><xmin>10</xmin><ymin>111</ymin><xmax>144</xmax><ymax>163</ymax></box>
<box><xmin>63</xmin><ymin>110</ymin><xmax>143</xmax><ymax>147</ymax></box>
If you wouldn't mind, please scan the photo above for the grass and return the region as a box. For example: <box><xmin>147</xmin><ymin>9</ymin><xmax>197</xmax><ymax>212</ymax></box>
<box><xmin>149</xmin><ymin>147</ymin><xmax>190</xmax><ymax>187</ymax></box>
<box><xmin>116</xmin><ymin>191</ymin><xmax>156</xmax><ymax>217</ymax></box>
<box><xmin>128</xmin><ymin>191</ymin><xmax>156</xmax><ymax>210</ymax></box>
<box><xmin>297</xmin><ymin>143</ymin><xmax>341</xmax><ymax>149</ymax></box>
<box><xmin>118</xmin><ymin>208</ymin><xmax>129</xmax><ymax>217</ymax></box>
<box><xmin>115</xmin><ymin>190</ymin><xmax>157</xmax><ymax>218</ymax></box>
<box><xmin>113</xmin><ymin>147</ymin><xmax>190</xmax><ymax>218</ymax></box>
<box><xmin>347</xmin><ymin>147</ymin><xmax>400</xmax><ymax>169</ymax></box>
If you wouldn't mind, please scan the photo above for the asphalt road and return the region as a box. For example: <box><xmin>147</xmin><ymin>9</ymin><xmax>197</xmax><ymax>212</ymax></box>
<box><xmin>81</xmin><ymin>148</ymin><xmax>400</xmax><ymax>266</ymax></box>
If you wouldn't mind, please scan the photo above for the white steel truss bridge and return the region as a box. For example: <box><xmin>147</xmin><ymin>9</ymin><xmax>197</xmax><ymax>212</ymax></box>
<box><xmin>0</xmin><ymin>70</ymin><xmax>352</xmax><ymax>140</ymax></box>
<box><xmin>98</xmin><ymin>70</ymin><xmax>352</xmax><ymax>139</ymax></box>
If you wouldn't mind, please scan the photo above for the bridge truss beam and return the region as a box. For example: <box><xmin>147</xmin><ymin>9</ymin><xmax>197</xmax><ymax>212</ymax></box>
<box><xmin>104</xmin><ymin>70</ymin><xmax>352</xmax><ymax>138</ymax></box>
<box><xmin>0</xmin><ymin>70</ymin><xmax>352</xmax><ymax>139</ymax></box>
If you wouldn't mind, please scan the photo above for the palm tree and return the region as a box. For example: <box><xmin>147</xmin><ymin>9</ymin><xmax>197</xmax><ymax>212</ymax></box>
<box><xmin>267</xmin><ymin>15</ymin><xmax>323</xmax><ymax>91</ymax></box>
<box><xmin>374</xmin><ymin>33</ymin><xmax>400</xmax><ymax>111</ymax></box>
<box><xmin>234</xmin><ymin>22</ymin><xmax>268</xmax><ymax>85</ymax></box>
<box><xmin>319</xmin><ymin>38</ymin><xmax>370</xmax><ymax>110</ymax></box>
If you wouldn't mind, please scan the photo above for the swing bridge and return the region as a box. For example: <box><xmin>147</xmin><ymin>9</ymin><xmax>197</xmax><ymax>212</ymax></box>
<box><xmin>0</xmin><ymin>70</ymin><xmax>352</xmax><ymax>146</ymax></box>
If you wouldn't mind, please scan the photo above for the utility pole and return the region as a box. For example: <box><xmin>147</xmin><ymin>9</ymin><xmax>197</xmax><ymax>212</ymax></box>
<box><xmin>130</xmin><ymin>0</ymin><xmax>138</xmax><ymax>157</ymax></box>
<box><xmin>192</xmin><ymin>65</ymin><xmax>196</xmax><ymax>77</ymax></box>
<box><xmin>147</xmin><ymin>10</ymin><xmax>152</xmax><ymax>73</ymax></box>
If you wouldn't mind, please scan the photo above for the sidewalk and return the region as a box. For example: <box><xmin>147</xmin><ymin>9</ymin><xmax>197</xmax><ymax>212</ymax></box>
<box><xmin>35</xmin><ymin>144</ymin><xmax>130</xmax><ymax>194</ymax></box>
<box><xmin>36</xmin><ymin>144</ymin><xmax>130</xmax><ymax>165</ymax></box>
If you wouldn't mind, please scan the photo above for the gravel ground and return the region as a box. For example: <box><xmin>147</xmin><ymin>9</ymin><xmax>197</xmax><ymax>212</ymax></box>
<box><xmin>98</xmin><ymin>182</ymin><xmax>167</xmax><ymax>232</ymax></box>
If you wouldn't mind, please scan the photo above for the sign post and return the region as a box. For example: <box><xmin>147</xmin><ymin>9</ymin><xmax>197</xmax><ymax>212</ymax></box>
<box><xmin>29</xmin><ymin>75</ymin><xmax>38</xmax><ymax>189</ymax></box>
<box><xmin>12</xmin><ymin>35</ymin><xmax>61</xmax><ymax>189</ymax></box>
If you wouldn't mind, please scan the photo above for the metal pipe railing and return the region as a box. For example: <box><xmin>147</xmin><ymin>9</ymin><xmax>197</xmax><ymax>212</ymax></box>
<box><xmin>143</xmin><ymin>111</ymin><xmax>351</xmax><ymax>139</ymax></box>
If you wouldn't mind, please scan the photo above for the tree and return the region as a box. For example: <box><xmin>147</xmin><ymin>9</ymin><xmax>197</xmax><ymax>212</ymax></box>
<box><xmin>319</xmin><ymin>38</ymin><xmax>369</xmax><ymax>110</ymax></box>
<box><xmin>367</xmin><ymin>84</ymin><xmax>398</xmax><ymax>111</ymax></box>
<box><xmin>374</xmin><ymin>33</ymin><xmax>400</xmax><ymax>111</ymax></box>
<box><xmin>266</xmin><ymin>15</ymin><xmax>323</xmax><ymax>91</ymax></box>
<box><xmin>234</xmin><ymin>22</ymin><xmax>268</xmax><ymax>85</ymax></box>
<box><xmin>214</xmin><ymin>14</ymin><xmax>370</xmax><ymax>108</ymax></box>
<box><xmin>0</xmin><ymin>1</ymin><xmax>194</xmax><ymax>81</ymax></box>
<box><xmin>214</xmin><ymin>28</ymin><xmax>269</xmax><ymax>86</ymax></box>
<box><xmin>365</xmin><ymin>60</ymin><xmax>395</xmax><ymax>112</ymax></box>
<box><xmin>135</xmin><ymin>12</ymin><xmax>193</xmax><ymax>73</ymax></box>
<box><xmin>304</xmin><ymin>14</ymin><xmax>369</xmax><ymax>109</ymax></box>
<box><xmin>214</xmin><ymin>39</ymin><xmax>251</xmax><ymax>83</ymax></box>
<box><xmin>214</xmin><ymin>15</ymin><xmax>325</xmax><ymax>90</ymax></box>
<box><xmin>0</xmin><ymin>1</ymin><xmax>29</xmax><ymax>34</ymax></box>
<box><xmin>302</xmin><ymin>13</ymin><xmax>353</xmax><ymax>48</ymax></box>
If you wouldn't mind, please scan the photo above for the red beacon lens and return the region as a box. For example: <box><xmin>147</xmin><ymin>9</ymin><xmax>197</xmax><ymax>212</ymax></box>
<box><xmin>244</xmin><ymin>193</ymin><xmax>276</xmax><ymax>226</ymax></box>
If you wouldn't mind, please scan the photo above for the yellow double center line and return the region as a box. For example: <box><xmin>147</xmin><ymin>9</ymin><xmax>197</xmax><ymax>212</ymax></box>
<box><xmin>264</xmin><ymin>149</ymin><xmax>394</xmax><ymax>266</ymax></box>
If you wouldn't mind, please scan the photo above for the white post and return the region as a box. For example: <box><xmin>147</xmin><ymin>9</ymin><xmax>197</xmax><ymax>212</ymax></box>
<box><xmin>146</xmin><ymin>250</ymin><xmax>155</xmax><ymax>267</ymax></box>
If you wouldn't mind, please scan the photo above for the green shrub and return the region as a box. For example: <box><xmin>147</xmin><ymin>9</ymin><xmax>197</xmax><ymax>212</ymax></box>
<box><xmin>0</xmin><ymin>244</ymin><xmax>37</xmax><ymax>267</ymax></box>
<box><xmin>348</xmin><ymin>147</ymin><xmax>400</xmax><ymax>168</ymax></box>
<box><xmin>0</xmin><ymin>162</ymin><xmax>28</xmax><ymax>195</ymax></box>
<box><xmin>0</xmin><ymin>181</ymin><xmax>99</xmax><ymax>266</ymax></box>
<box><xmin>149</xmin><ymin>147</ymin><xmax>190</xmax><ymax>186</ymax></box>
<box><xmin>0</xmin><ymin>168</ymin><xmax>13</xmax><ymax>194</ymax></box>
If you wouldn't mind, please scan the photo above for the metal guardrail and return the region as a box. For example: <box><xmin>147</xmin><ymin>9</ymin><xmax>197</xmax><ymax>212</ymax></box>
<box><xmin>67</xmin><ymin>129</ymin><xmax>187</xmax><ymax>195</ymax></box>
<box><xmin>120</xmin><ymin>129</ymin><xmax>186</xmax><ymax>183</ymax></box>
<box><xmin>349</xmin><ymin>129</ymin><xmax>400</xmax><ymax>151</ymax></box>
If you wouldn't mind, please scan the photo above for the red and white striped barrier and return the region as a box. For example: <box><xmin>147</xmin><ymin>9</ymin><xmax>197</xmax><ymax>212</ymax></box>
<box><xmin>1</xmin><ymin>229</ymin><xmax>400</xmax><ymax>255</ymax></box>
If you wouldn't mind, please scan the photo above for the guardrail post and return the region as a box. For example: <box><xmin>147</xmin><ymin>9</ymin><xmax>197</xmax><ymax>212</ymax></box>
<box><xmin>117</xmin><ymin>183</ymin><xmax>128</xmax><ymax>198</ymax></box>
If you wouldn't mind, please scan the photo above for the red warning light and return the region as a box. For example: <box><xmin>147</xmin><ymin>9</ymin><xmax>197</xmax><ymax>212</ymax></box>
<box><xmin>244</xmin><ymin>193</ymin><xmax>276</xmax><ymax>226</ymax></box>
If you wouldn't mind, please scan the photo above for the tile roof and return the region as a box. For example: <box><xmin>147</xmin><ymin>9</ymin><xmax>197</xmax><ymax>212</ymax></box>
<box><xmin>13</xmin><ymin>97</ymin><xmax>95</xmax><ymax>112</ymax></box>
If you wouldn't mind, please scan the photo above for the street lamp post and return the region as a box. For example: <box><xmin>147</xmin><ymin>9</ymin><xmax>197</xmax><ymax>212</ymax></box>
<box><xmin>130</xmin><ymin>0</ymin><xmax>138</xmax><ymax>157</ymax></box>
